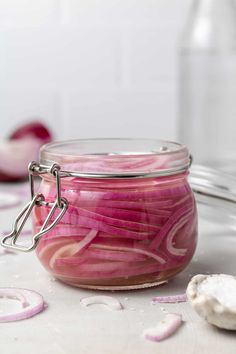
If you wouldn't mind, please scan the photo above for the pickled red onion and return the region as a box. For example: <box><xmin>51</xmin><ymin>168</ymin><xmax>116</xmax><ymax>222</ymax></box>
<box><xmin>0</xmin><ymin>288</ymin><xmax>45</xmax><ymax>322</ymax></box>
<box><xmin>9</xmin><ymin>121</ymin><xmax>52</xmax><ymax>144</ymax></box>
<box><xmin>49</xmin><ymin>229</ymin><xmax>98</xmax><ymax>268</ymax></box>
<box><xmin>35</xmin><ymin>159</ymin><xmax>197</xmax><ymax>286</ymax></box>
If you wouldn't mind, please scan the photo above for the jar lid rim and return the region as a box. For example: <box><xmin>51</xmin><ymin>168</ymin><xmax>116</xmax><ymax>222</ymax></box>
<box><xmin>39</xmin><ymin>138</ymin><xmax>190</xmax><ymax>179</ymax></box>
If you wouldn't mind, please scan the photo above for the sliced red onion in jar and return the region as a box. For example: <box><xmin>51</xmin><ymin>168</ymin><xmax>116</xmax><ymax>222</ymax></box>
<box><xmin>34</xmin><ymin>153</ymin><xmax>197</xmax><ymax>287</ymax></box>
<box><xmin>9</xmin><ymin>121</ymin><xmax>52</xmax><ymax>144</ymax></box>
<box><xmin>0</xmin><ymin>288</ymin><xmax>45</xmax><ymax>322</ymax></box>
<box><xmin>48</xmin><ymin>229</ymin><xmax>98</xmax><ymax>268</ymax></box>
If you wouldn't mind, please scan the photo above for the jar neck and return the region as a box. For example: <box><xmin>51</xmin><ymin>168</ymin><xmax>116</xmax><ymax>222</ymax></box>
<box><xmin>194</xmin><ymin>0</ymin><xmax>235</xmax><ymax>17</ymax></box>
<box><xmin>181</xmin><ymin>0</ymin><xmax>236</xmax><ymax>52</ymax></box>
<box><xmin>42</xmin><ymin>171</ymin><xmax>189</xmax><ymax>190</ymax></box>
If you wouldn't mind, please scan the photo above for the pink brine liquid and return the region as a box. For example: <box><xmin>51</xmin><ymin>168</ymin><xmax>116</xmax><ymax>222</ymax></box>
<box><xmin>33</xmin><ymin>173</ymin><xmax>197</xmax><ymax>290</ymax></box>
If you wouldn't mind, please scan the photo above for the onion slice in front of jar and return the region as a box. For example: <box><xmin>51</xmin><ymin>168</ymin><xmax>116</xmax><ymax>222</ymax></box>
<box><xmin>0</xmin><ymin>288</ymin><xmax>45</xmax><ymax>322</ymax></box>
<box><xmin>143</xmin><ymin>313</ymin><xmax>182</xmax><ymax>342</ymax></box>
<box><xmin>80</xmin><ymin>295</ymin><xmax>123</xmax><ymax>311</ymax></box>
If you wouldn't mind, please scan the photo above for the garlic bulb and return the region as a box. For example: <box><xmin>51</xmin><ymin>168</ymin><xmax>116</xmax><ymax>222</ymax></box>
<box><xmin>187</xmin><ymin>274</ymin><xmax>236</xmax><ymax>330</ymax></box>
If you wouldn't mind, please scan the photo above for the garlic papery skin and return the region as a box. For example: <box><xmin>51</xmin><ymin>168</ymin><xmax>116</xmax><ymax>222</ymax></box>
<box><xmin>187</xmin><ymin>274</ymin><xmax>236</xmax><ymax>330</ymax></box>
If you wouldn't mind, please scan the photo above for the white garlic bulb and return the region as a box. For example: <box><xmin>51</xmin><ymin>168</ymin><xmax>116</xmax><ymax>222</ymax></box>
<box><xmin>187</xmin><ymin>274</ymin><xmax>236</xmax><ymax>330</ymax></box>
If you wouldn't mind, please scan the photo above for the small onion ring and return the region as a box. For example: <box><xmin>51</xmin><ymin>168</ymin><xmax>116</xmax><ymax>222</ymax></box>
<box><xmin>0</xmin><ymin>287</ymin><xmax>45</xmax><ymax>322</ymax></box>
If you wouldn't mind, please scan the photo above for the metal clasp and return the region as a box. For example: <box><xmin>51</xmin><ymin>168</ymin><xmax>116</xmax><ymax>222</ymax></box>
<box><xmin>1</xmin><ymin>162</ymin><xmax>68</xmax><ymax>252</ymax></box>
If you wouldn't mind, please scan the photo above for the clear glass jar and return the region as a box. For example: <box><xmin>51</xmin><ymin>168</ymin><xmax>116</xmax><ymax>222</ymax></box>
<box><xmin>30</xmin><ymin>139</ymin><xmax>197</xmax><ymax>290</ymax></box>
<box><xmin>1</xmin><ymin>139</ymin><xmax>197</xmax><ymax>290</ymax></box>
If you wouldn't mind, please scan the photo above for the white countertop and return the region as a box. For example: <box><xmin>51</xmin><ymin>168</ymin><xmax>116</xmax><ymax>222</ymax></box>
<box><xmin>0</xmin><ymin>183</ymin><xmax>236</xmax><ymax>354</ymax></box>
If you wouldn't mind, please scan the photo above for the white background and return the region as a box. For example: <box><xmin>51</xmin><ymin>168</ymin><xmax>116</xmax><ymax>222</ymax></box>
<box><xmin>0</xmin><ymin>0</ymin><xmax>191</xmax><ymax>141</ymax></box>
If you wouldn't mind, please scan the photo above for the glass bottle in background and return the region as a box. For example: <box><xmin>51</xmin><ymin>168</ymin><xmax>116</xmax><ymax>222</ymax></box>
<box><xmin>179</xmin><ymin>0</ymin><xmax>236</xmax><ymax>174</ymax></box>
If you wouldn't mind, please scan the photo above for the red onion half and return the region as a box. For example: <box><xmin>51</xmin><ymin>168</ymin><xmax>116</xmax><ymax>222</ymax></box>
<box><xmin>0</xmin><ymin>121</ymin><xmax>52</xmax><ymax>182</ymax></box>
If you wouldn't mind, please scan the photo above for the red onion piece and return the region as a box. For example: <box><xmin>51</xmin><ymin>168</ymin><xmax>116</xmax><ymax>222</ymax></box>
<box><xmin>75</xmin><ymin>186</ymin><xmax>189</xmax><ymax>202</ymax></box>
<box><xmin>143</xmin><ymin>313</ymin><xmax>182</xmax><ymax>342</ymax></box>
<box><xmin>73</xmin><ymin>207</ymin><xmax>161</xmax><ymax>232</ymax></box>
<box><xmin>149</xmin><ymin>204</ymin><xmax>193</xmax><ymax>250</ymax></box>
<box><xmin>0</xmin><ymin>288</ymin><xmax>45</xmax><ymax>322</ymax></box>
<box><xmin>91</xmin><ymin>244</ymin><xmax>167</xmax><ymax>263</ymax></box>
<box><xmin>80</xmin><ymin>295</ymin><xmax>123</xmax><ymax>311</ymax></box>
<box><xmin>39</xmin><ymin>207</ymin><xmax>154</xmax><ymax>240</ymax></box>
<box><xmin>152</xmin><ymin>294</ymin><xmax>187</xmax><ymax>304</ymax></box>
<box><xmin>49</xmin><ymin>229</ymin><xmax>98</xmax><ymax>268</ymax></box>
<box><xmin>0</xmin><ymin>138</ymin><xmax>41</xmax><ymax>180</ymax></box>
<box><xmin>0</xmin><ymin>121</ymin><xmax>52</xmax><ymax>181</ymax></box>
<box><xmin>54</xmin><ymin>259</ymin><xmax>172</xmax><ymax>279</ymax></box>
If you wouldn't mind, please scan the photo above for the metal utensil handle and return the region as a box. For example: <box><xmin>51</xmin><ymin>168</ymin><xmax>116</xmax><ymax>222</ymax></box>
<box><xmin>1</xmin><ymin>162</ymin><xmax>68</xmax><ymax>252</ymax></box>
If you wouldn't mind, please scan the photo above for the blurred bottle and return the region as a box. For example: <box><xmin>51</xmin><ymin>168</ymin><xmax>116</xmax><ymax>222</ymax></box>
<box><xmin>179</xmin><ymin>0</ymin><xmax>236</xmax><ymax>174</ymax></box>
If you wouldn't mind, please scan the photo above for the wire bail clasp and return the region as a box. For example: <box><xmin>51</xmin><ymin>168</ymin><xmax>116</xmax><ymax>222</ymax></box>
<box><xmin>1</xmin><ymin>162</ymin><xmax>68</xmax><ymax>252</ymax></box>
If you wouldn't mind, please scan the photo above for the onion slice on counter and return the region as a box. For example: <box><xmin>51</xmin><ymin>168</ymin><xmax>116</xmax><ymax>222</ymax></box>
<box><xmin>143</xmin><ymin>313</ymin><xmax>182</xmax><ymax>342</ymax></box>
<box><xmin>80</xmin><ymin>295</ymin><xmax>123</xmax><ymax>311</ymax></box>
<box><xmin>0</xmin><ymin>288</ymin><xmax>45</xmax><ymax>322</ymax></box>
<box><xmin>152</xmin><ymin>294</ymin><xmax>187</xmax><ymax>304</ymax></box>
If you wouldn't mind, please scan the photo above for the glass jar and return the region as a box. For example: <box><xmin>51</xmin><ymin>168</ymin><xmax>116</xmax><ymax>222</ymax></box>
<box><xmin>2</xmin><ymin>139</ymin><xmax>198</xmax><ymax>290</ymax></box>
<box><xmin>179</xmin><ymin>0</ymin><xmax>236</xmax><ymax>174</ymax></box>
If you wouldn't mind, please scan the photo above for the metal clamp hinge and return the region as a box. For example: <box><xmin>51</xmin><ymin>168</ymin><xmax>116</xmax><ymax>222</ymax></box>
<box><xmin>1</xmin><ymin>162</ymin><xmax>68</xmax><ymax>252</ymax></box>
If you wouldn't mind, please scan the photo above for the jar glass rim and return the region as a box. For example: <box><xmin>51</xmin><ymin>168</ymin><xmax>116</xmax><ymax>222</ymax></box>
<box><xmin>39</xmin><ymin>138</ymin><xmax>190</xmax><ymax>178</ymax></box>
